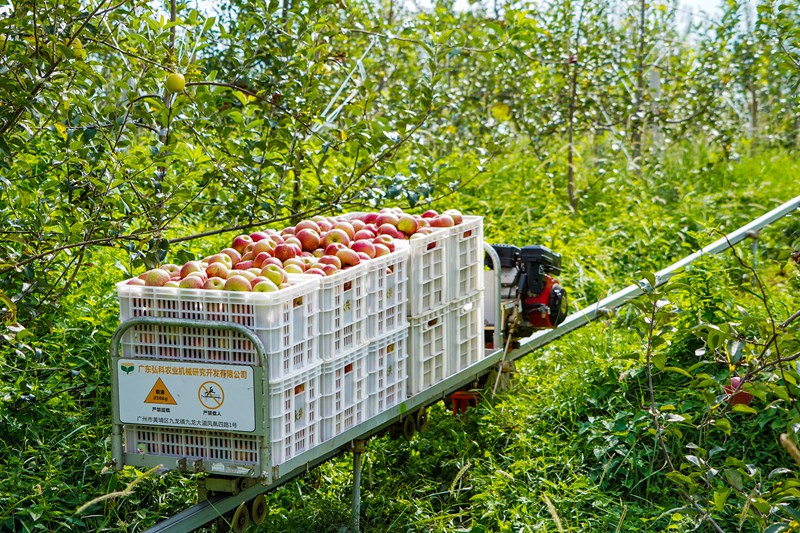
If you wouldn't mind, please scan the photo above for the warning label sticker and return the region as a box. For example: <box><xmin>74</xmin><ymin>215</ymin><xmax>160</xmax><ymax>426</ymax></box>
<box><xmin>117</xmin><ymin>360</ymin><xmax>255</xmax><ymax>432</ymax></box>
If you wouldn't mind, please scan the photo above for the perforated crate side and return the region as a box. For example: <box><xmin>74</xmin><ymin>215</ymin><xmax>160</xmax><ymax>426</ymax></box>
<box><xmin>320</xmin><ymin>345</ymin><xmax>369</xmax><ymax>441</ymax></box>
<box><xmin>448</xmin><ymin>291</ymin><xmax>485</xmax><ymax>376</ymax></box>
<box><xmin>447</xmin><ymin>216</ymin><xmax>485</xmax><ymax>301</ymax></box>
<box><xmin>268</xmin><ymin>364</ymin><xmax>323</xmax><ymax>464</ymax></box>
<box><xmin>366</xmin><ymin>329</ymin><xmax>408</xmax><ymax>417</ymax></box>
<box><xmin>406</xmin><ymin>229</ymin><xmax>450</xmax><ymax>316</ymax></box>
<box><xmin>116</xmin><ymin>277</ymin><xmax>319</xmax><ymax>380</ymax></box>
<box><xmin>124</xmin><ymin>426</ymin><xmax>261</xmax><ymax>466</ymax></box>
<box><xmin>407</xmin><ymin>305</ymin><xmax>448</xmax><ymax>396</ymax></box>
<box><xmin>317</xmin><ymin>263</ymin><xmax>369</xmax><ymax>359</ymax></box>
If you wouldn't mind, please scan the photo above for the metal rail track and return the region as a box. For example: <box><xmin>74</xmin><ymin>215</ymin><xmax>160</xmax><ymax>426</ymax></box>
<box><xmin>134</xmin><ymin>194</ymin><xmax>800</xmax><ymax>532</ymax></box>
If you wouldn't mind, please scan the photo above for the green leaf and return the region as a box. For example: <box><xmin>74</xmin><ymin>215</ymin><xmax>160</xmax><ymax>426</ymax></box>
<box><xmin>725</xmin><ymin>469</ymin><xmax>743</xmax><ymax>491</ymax></box>
<box><xmin>732</xmin><ymin>404</ymin><xmax>757</xmax><ymax>414</ymax></box>
<box><xmin>714</xmin><ymin>419</ymin><xmax>732</xmax><ymax>436</ymax></box>
<box><xmin>713</xmin><ymin>488</ymin><xmax>730</xmax><ymax>512</ymax></box>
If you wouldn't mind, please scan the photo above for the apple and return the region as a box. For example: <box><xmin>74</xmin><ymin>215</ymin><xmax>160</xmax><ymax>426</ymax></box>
<box><xmin>281</xmin><ymin>226</ymin><xmax>295</xmax><ymax>236</ymax></box>
<box><xmin>164</xmin><ymin>280</ymin><xmax>180</xmax><ymax>288</ymax></box>
<box><xmin>232</xmin><ymin>234</ymin><xmax>254</xmax><ymax>254</ymax></box>
<box><xmin>322</xmin><ymin>228</ymin><xmax>351</xmax><ymax>248</ymax></box>
<box><xmin>373</xmin><ymin>234</ymin><xmax>395</xmax><ymax>252</ymax></box>
<box><xmin>351</xmin><ymin>219</ymin><xmax>365</xmax><ymax>232</ymax></box>
<box><xmin>249</xmin><ymin>276</ymin><xmax>268</xmax><ymax>289</ymax></box>
<box><xmin>253</xmin><ymin>279</ymin><xmax>280</xmax><ymax>292</ymax></box>
<box><xmin>251</xmin><ymin>239</ymin><xmax>276</xmax><ymax>256</ymax></box>
<box><xmin>204</xmin><ymin>277</ymin><xmax>226</xmax><ymax>290</ymax></box>
<box><xmin>283</xmin><ymin>258</ymin><xmax>305</xmax><ymax>271</ymax></box>
<box><xmin>233</xmin><ymin>260</ymin><xmax>254</xmax><ymax>271</ymax></box>
<box><xmin>179</xmin><ymin>276</ymin><xmax>204</xmax><ymax>289</ymax></box>
<box><xmin>296</xmin><ymin>228</ymin><xmax>321</xmax><ymax>251</ymax></box>
<box><xmin>206</xmin><ymin>262</ymin><xmax>230</xmax><ymax>279</ymax></box>
<box><xmin>396</xmin><ymin>214</ymin><xmax>419</xmax><ymax>237</ymax></box>
<box><xmin>319</xmin><ymin>264</ymin><xmax>339</xmax><ymax>276</ymax></box>
<box><xmin>241</xmin><ymin>251</ymin><xmax>255</xmax><ymax>261</ymax></box>
<box><xmin>180</xmin><ymin>261</ymin><xmax>204</xmax><ymax>279</ymax></box>
<box><xmin>268</xmin><ymin>234</ymin><xmax>285</xmax><ymax>245</ymax></box>
<box><xmin>250</xmin><ymin>231</ymin><xmax>270</xmax><ymax>242</ymax></box>
<box><xmin>443</xmin><ymin>209</ymin><xmax>463</xmax><ymax>225</ymax></box>
<box><xmin>236</xmin><ymin>270</ymin><xmax>257</xmax><ymax>282</ymax></box>
<box><xmin>421</xmin><ymin>209</ymin><xmax>438</xmax><ymax>218</ymax></box>
<box><xmin>186</xmin><ymin>271</ymin><xmax>207</xmax><ymax>281</ymax></box>
<box><xmin>351</xmin><ymin>239</ymin><xmax>376</xmax><ymax>259</ymax></box>
<box><xmin>356</xmin><ymin>251</ymin><xmax>371</xmax><ymax>261</ymax></box>
<box><xmin>305</xmin><ymin>268</ymin><xmax>326</xmax><ymax>276</ymax></box>
<box><xmin>724</xmin><ymin>376</ymin><xmax>754</xmax><ymax>405</ymax></box>
<box><xmin>336</xmin><ymin>247</ymin><xmax>361</xmax><ymax>267</ymax></box>
<box><xmin>373</xmin><ymin>243</ymin><xmax>391</xmax><ymax>257</ymax></box>
<box><xmin>247</xmin><ymin>267</ymin><xmax>262</xmax><ymax>276</ymax></box>
<box><xmin>364</xmin><ymin>223</ymin><xmax>378</xmax><ymax>234</ymax></box>
<box><xmin>219</xmin><ymin>248</ymin><xmax>241</xmax><ymax>265</ymax></box>
<box><xmin>318</xmin><ymin>220</ymin><xmax>333</xmax><ymax>232</ymax></box>
<box><xmin>417</xmin><ymin>226</ymin><xmax>434</xmax><ymax>235</ymax></box>
<box><xmin>166</xmin><ymin>72</ymin><xmax>186</xmax><ymax>93</ymax></box>
<box><xmin>430</xmin><ymin>214</ymin><xmax>455</xmax><ymax>228</ymax></box>
<box><xmin>284</xmin><ymin>236</ymin><xmax>302</xmax><ymax>247</ymax></box>
<box><xmin>295</xmin><ymin>220</ymin><xmax>322</xmax><ymax>234</ymax></box>
<box><xmin>362</xmin><ymin>212</ymin><xmax>378</xmax><ymax>225</ymax></box>
<box><xmin>312</xmin><ymin>248</ymin><xmax>325</xmax><ymax>258</ymax></box>
<box><xmin>333</xmin><ymin>221</ymin><xmax>356</xmax><ymax>240</ymax></box>
<box><xmin>274</xmin><ymin>243</ymin><xmax>297</xmax><ymax>262</ymax></box>
<box><xmin>284</xmin><ymin>264</ymin><xmax>304</xmax><ymax>274</ymax></box>
<box><xmin>376</xmin><ymin>212</ymin><xmax>400</xmax><ymax>227</ymax></box>
<box><xmin>145</xmin><ymin>268</ymin><xmax>171</xmax><ymax>287</ymax></box>
<box><xmin>206</xmin><ymin>253</ymin><xmax>233</xmax><ymax>267</ymax></box>
<box><xmin>161</xmin><ymin>263</ymin><xmax>181</xmax><ymax>274</ymax></box>
<box><xmin>319</xmin><ymin>254</ymin><xmax>342</xmax><ymax>269</ymax></box>
<box><xmin>127</xmin><ymin>278</ymin><xmax>146</xmax><ymax>286</ymax></box>
<box><xmin>377</xmin><ymin>224</ymin><xmax>399</xmax><ymax>238</ymax></box>
<box><xmin>261</xmin><ymin>264</ymin><xmax>287</xmax><ymax>286</ymax></box>
<box><xmin>353</xmin><ymin>229</ymin><xmax>375</xmax><ymax>241</ymax></box>
<box><xmin>224</xmin><ymin>275</ymin><xmax>251</xmax><ymax>291</ymax></box>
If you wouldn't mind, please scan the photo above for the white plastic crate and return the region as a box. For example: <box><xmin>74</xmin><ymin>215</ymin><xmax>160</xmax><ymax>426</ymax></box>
<box><xmin>406</xmin><ymin>228</ymin><xmax>450</xmax><ymax>315</ymax></box>
<box><xmin>366</xmin><ymin>245</ymin><xmax>409</xmax><ymax>339</ymax></box>
<box><xmin>321</xmin><ymin>345</ymin><xmax>369</xmax><ymax>441</ymax></box>
<box><xmin>448</xmin><ymin>291</ymin><xmax>485</xmax><ymax>376</ymax></box>
<box><xmin>123</xmin><ymin>363</ymin><xmax>322</xmax><ymax>469</ymax></box>
<box><xmin>116</xmin><ymin>276</ymin><xmax>319</xmax><ymax>381</ymax></box>
<box><xmin>447</xmin><ymin>216</ymin><xmax>485</xmax><ymax>300</ymax></box>
<box><xmin>407</xmin><ymin>305</ymin><xmax>448</xmax><ymax>396</ymax></box>
<box><xmin>366</xmin><ymin>328</ymin><xmax>408</xmax><ymax>418</ymax></box>
<box><xmin>269</xmin><ymin>364</ymin><xmax>323</xmax><ymax>465</ymax></box>
<box><xmin>317</xmin><ymin>262</ymin><xmax>369</xmax><ymax>360</ymax></box>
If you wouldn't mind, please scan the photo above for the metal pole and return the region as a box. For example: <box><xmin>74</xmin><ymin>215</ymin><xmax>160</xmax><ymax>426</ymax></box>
<box><xmin>352</xmin><ymin>440</ymin><xmax>366</xmax><ymax>532</ymax></box>
<box><xmin>483</xmin><ymin>242</ymin><xmax>504</xmax><ymax>350</ymax></box>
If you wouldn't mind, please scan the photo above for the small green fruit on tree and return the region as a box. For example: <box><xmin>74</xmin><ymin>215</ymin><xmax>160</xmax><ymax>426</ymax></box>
<box><xmin>166</xmin><ymin>72</ymin><xmax>186</xmax><ymax>93</ymax></box>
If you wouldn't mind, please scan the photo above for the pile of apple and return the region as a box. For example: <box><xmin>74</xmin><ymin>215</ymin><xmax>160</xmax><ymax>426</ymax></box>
<box><xmin>126</xmin><ymin>208</ymin><xmax>465</xmax><ymax>293</ymax></box>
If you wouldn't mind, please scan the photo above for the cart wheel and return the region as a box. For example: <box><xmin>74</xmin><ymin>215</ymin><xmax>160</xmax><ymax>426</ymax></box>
<box><xmin>402</xmin><ymin>416</ymin><xmax>416</xmax><ymax>441</ymax></box>
<box><xmin>215</xmin><ymin>515</ymin><xmax>231</xmax><ymax>533</ymax></box>
<box><xmin>250</xmin><ymin>494</ymin><xmax>267</xmax><ymax>525</ymax></box>
<box><xmin>232</xmin><ymin>502</ymin><xmax>250</xmax><ymax>532</ymax></box>
<box><xmin>388</xmin><ymin>421</ymin><xmax>402</xmax><ymax>440</ymax></box>
<box><xmin>415</xmin><ymin>408</ymin><xmax>429</xmax><ymax>432</ymax></box>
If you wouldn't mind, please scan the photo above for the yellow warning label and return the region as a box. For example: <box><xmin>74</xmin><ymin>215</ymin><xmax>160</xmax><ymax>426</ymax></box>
<box><xmin>144</xmin><ymin>377</ymin><xmax>177</xmax><ymax>405</ymax></box>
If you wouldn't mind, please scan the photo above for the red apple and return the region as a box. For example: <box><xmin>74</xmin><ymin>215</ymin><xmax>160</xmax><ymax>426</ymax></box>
<box><xmin>232</xmin><ymin>234</ymin><xmax>254</xmax><ymax>253</ymax></box>
<box><xmin>351</xmin><ymin>239</ymin><xmax>376</xmax><ymax>259</ymax></box>
<box><xmin>443</xmin><ymin>209</ymin><xmax>463</xmax><ymax>225</ymax></box>
<box><xmin>284</xmin><ymin>264</ymin><xmax>304</xmax><ymax>274</ymax></box>
<box><xmin>295</xmin><ymin>229</ymin><xmax>321</xmax><ymax>251</ymax></box>
<box><xmin>127</xmin><ymin>278</ymin><xmax>146</xmax><ymax>286</ymax></box>
<box><xmin>353</xmin><ymin>229</ymin><xmax>376</xmax><ymax>240</ymax></box>
<box><xmin>179</xmin><ymin>276</ymin><xmax>205</xmax><ymax>289</ymax></box>
<box><xmin>204</xmin><ymin>277</ymin><xmax>226</xmax><ymax>290</ymax></box>
<box><xmin>295</xmin><ymin>220</ymin><xmax>322</xmax><ymax>234</ymax></box>
<box><xmin>253</xmin><ymin>279</ymin><xmax>279</xmax><ymax>292</ymax></box>
<box><xmin>250</xmin><ymin>276</ymin><xmax>269</xmax><ymax>289</ymax></box>
<box><xmin>235</xmin><ymin>270</ymin><xmax>256</xmax><ymax>282</ymax></box>
<box><xmin>373</xmin><ymin>234</ymin><xmax>395</xmax><ymax>252</ymax></box>
<box><xmin>351</xmin><ymin>219</ymin><xmax>365</xmax><ymax>232</ymax></box>
<box><xmin>145</xmin><ymin>268</ymin><xmax>171</xmax><ymax>287</ymax></box>
<box><xmin>312</xmin><ymin>248</ymin><xmax>325</xmax><ymax>258</ymax></box>
<box><xmin>363</xmin><ymin>212</ymin><xmax>379</xmax><ymax>225</ymax></box>
<box><xmin>319</xmin><ymin>254</ymin><xmax>342</xmax><ymax>269</ymax></box>
<box><xmin>161</xmin><ymin>263</ymin><xmax>181</xmax><ymax>275</ymax></box>
<box><xmin>241</xmin><ymin>251</ymin><xmax>255</xmax><ymax>261</ymax></box>
<box><xmin>180</xmin><ymin>261</ymin><xmax>204</xmax><ymax>279</ymax></box>
<box><xmin>364</xmin><ymin>223</ymin><xmax>378</xmax><ymax>234</ymax></box>
<box><xmin>322</xmin><ymin>228</ymin><xmax>351</xmax><ymax>248</ymax></box>
<box><xmin>396</xmin><ymin>214</ymin><xmax>419</xmax><ymax>237</ymax></box>
<box><xmin>164</xmin><ymin>280</ymin><xmax>180</xmax><ymax>288</ymax></box>
<box><xmin>221</xmin><ymin>247</ymin><xmax>242</xmax><ymax>265</ymax></box>
<box><xmin>376</xmin><ymin>212</ymin><xmax>400</xmax><ymax>227</ymax></box>
<box><xmin>305</xmin><ymin>268</ymin><xmax>326</xmax><ymax>276</ymax></box>
<box><xmin>261</xmin><ymin>264</ymin><xmax>287</xmax><ymax>286</ymax></box>
<box><xmin>249</xmin><ymin>231</ymin><xmax>270</xmax><ymax>242</ymax></box>
<box><xmin>262</xmin><ymin>257</ymin><xmax>283</xmax><ymax>268</ymax></box>
<box><xmin>377</xmin><ymin>224</ymin><xmax>399</xmax><ymax>238</ymax></box>
<box><xmin>281</xmin><ymin>226</ymin><xmax>296</xmax><ymax>236</ymax></box>
<box><xmin>324</xmin><ymin>242</ymin><xmax>346</xmax><ymax>255</ymax></box>
<box><xmin>234</xmin><ymin>260</ymin><xmax>254</xmax><ymax>271</ymax></box>
<box><xmin>274</xmin><ymin>243</ymin><xmax>297</xmax><ymax>262</ymax></box>
<box><xmin>283</xmin><ymin>257</ymin><xmax>305</xmax><ymax>271</ymax></box>
<box><xmin>206</xmin><ymin>253</ymin><xmax>233</xmax><ymax>268</ymax></box>
<box><xmin>253</xmin><ymin>252</ymin><xmax>272</xmax><ymax>269</ymax></box>
<box><xmin>269</xmin><ymin>234</ymin><xmax>285</xmax><ymax>245</ymax></box>
<box><xmin>421</xmin><ymin>209</ymin><xmax>438</xmax><ymax>218</ymax></box>
<box><xmin>225</xmin><ymin>275</ymin><xmax>252</xmax><ymax>291</ymax></box>
<box><xmin>206</xmin><ymin>262</ymin><xmax>230</xmax><ymax>280</ymax></box>
<box><xmin>373</xmin><ymin>243</ymin><xmax>391</xmax><ymax>257</ymax></box>
<box><xmin>252</xmin><ymin>239</ymin><xmax>276</xmax><ymax>256</ymax></box>
<box><xmin>318</xmin><ymin>220</ymin><xmax>333</xmax><ymax>232</ymax></box>
<box><xmin>333</xmin><ymin>221</ymin><xmax>356</xmax><ymax>240</ymax></box>
<box><xmin>336</xmin><ymin>247</ymin><xmax>361</xmax><ymax>267</ymax></box>
<box><xmin>430</xmin><ymin>214</ymin><xmax>455</xmax><ymax>228</ymax></box>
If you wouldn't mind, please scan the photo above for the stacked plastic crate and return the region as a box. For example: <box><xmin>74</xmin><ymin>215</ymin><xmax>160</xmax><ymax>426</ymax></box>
<box><xmin>115</xmin><ymin>276</ymin><xmax>323</xmax><ymax>469</ymax></box>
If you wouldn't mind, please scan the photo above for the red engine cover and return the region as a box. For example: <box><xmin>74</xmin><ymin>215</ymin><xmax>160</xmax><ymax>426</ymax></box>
<box><xmin>523</xmin><ymin>275</ymin><xmax>562</xmax><ymax>328</ymax></box>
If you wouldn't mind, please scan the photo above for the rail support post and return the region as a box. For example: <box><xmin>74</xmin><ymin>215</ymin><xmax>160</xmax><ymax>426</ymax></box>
<box><xmin>351</xmin><ymin>439</ymin><xmax>367</xmax><ymax>532</ymax></box>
